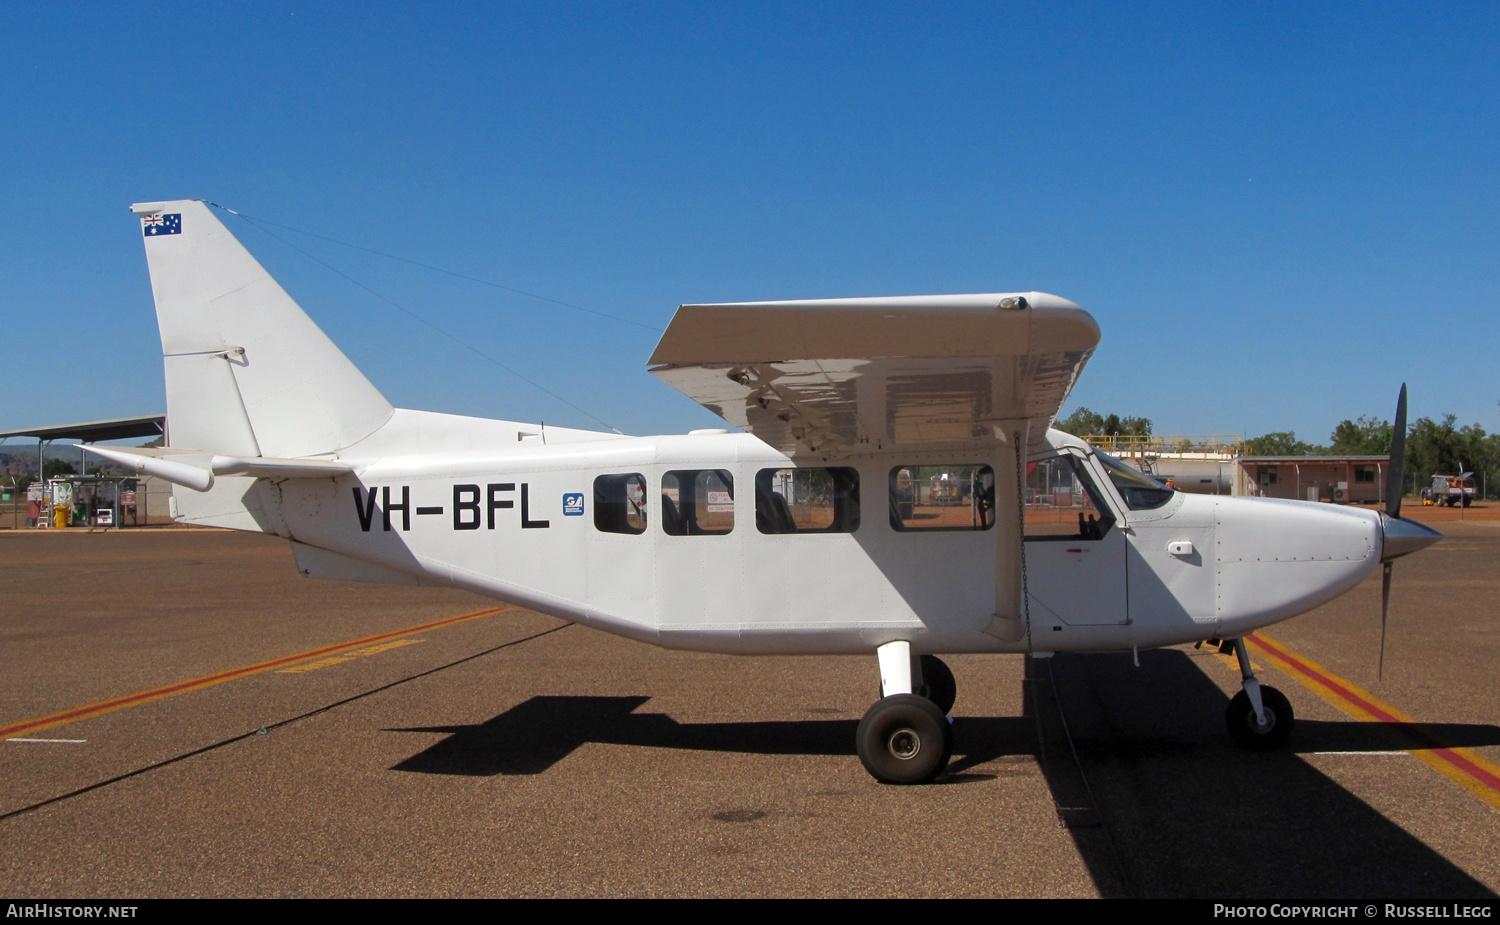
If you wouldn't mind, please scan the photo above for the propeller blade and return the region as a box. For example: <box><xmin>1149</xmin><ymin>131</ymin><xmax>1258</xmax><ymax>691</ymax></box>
<box><xmin>1379</xmin><ymin>561</ymin><xmax>1393</xmax><ymax>681</ymax></box>
<box><xmin>1388</xmin><ymin>384</ymin><xmax>1407</xmax><ymax>519</ymax></box>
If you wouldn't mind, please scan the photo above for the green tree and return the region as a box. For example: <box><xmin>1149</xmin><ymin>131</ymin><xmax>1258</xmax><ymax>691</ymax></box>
<box><xmin>1243</xmin><ymin>432</ymin><xmax>1318</xmax><ymax>456</ymax></box>
<box><xmin>1117</xmin><ymin>416</ymin><xmax>1152</xmax><ymax>436</ymax></box>
<box><xmin>1056</xmin><ymin>407</ymin><xmax>1104</xmax><ymax>436</ymax></box>
<box><xmin>1402</xmin><ymin>416</ymin><xmax>1500</xmax><ymax>499</ymax></box>
<box><xmin>42</xmin><ymin>459</ymin><xmax>76</xmax><ymax>480</ymax></box>
<box><xmin>1056</xmin><ymin>408</ymin><xmax>1151</xmax><ymax>437</ymax></box>
<box><xmin>1328</xmin><ymin>416</ymin><xmax>1392</xmax><ymax>456</ymax></box>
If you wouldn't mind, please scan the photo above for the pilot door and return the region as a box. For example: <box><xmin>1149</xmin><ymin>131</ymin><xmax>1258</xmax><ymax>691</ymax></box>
<box><xmin>1021</xmin><ymin>452</ymin><xmax>1129</xmax><ymax>625</ymax></box>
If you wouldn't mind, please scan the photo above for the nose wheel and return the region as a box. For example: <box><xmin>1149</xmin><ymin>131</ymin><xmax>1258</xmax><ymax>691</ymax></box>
<box><xmin>1226</xmin><ymin>686</ymin><xmax>1293</xmax><ymax>750</ymax></box>
<box><xmin>1223</xmin><ymin>637</ymin><xmax>1294</xmax><ymax>750</ymax></box>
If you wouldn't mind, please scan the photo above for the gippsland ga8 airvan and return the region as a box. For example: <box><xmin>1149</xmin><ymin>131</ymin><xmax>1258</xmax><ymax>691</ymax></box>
<box><xmin>89</xmin><ymin>200</ymin><xmax>1440</xmax><ymax>784</ymax></box>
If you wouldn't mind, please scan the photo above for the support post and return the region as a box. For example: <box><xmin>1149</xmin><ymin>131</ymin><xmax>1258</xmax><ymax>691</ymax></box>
<box><xmin>985</xmin><ymin>423</ymin><xmax>1029</xmax><ymax>643</ymax></box>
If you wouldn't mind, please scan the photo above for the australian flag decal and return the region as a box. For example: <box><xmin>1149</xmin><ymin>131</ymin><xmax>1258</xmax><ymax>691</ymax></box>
<box><xmin>142</xmin><ymin>213</ymin><xmax>182</xmax><ymax>237</ymax></box>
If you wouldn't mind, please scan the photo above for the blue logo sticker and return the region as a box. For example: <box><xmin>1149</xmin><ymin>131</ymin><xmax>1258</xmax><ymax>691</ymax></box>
<box><xmin>562</xmin><ymin>493</ymin><xmax>585</xmax><ymax>516</ymax></box>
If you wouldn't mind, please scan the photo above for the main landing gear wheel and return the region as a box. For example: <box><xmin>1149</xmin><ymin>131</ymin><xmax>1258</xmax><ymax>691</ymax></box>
<box><xmin>1226</xmin><ymin>686</ymin><xmax>1294</xmax><ymax>751</ymax></box>
<box><xmin>856</xmin><ymin>694</ymin><xmax>953</xmax><ymax>784</ymax></box>
<box><xmin>917</xmin><ymin>655</ymin><xmax>957</xmax><ymax>716</ymax></box>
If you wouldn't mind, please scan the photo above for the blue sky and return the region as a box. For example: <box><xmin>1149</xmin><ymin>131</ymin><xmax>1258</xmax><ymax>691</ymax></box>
<box><xmin>2</xmin><ymin>2</ymin><xmax>1495</xmax><ymax>444</ymax></box>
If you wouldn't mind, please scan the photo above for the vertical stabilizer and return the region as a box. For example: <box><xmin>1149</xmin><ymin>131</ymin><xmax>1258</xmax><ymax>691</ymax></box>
<box><xmin>132</xmin><ymin>199</ymin><xmax>393</xmax><ymax>458</ymax></box>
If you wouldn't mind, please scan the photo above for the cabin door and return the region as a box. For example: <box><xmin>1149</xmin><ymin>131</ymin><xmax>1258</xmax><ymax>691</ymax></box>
<box><xmin>1022</xmin><ymin>453</ymin><xmax>1129</xmax><ymax>626</ymax></box>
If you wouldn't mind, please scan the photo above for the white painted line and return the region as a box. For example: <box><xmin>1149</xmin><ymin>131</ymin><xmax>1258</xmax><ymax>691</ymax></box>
<box><xmin>6</xmin><ymin>738</ymin><xmax>87</xmax><ymax>744</ymax></box>
<box><xmin>1311</xmin><ymin>750</ymin><xmax>1410</xmax><ymax>756</ymax></box>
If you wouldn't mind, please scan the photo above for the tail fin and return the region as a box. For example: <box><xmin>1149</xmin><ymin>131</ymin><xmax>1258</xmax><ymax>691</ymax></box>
<box><xmin>132</xmin><ymin>200</ymin><xmax>393</xmax><ymax>459</ymax></box>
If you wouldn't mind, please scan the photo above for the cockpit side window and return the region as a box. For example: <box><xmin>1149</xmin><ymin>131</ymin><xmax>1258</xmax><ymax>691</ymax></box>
<box><xmin>1094</xmin><ymin>450</ymin><xmax>1175</xmax><ymax>511</ymax></box>
<box><xmin>1024</xmin><ymin>454</ymin><xmax>1116</xmax><ymax>541</ymax></box>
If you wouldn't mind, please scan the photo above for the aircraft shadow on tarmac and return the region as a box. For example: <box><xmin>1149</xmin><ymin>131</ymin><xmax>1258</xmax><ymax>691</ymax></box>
<box><xmin>1031</xmin><ymin>649</ymin><xmax>1499</xmax><ymax>900</ymax></box>
<box><xmin>387</xmin><ymin>648</ymin><xmax>1499</xmax><ymax>899</ymax></box>
<box><xmin>386</xmin><ymin>696</ymin><xmax>1032</xmax><ymax>776</ymax></box>
<box><xmin>1289</xmin><ymin>719</ymin><xmax>1500</xmax><ymax>752</ymax></box>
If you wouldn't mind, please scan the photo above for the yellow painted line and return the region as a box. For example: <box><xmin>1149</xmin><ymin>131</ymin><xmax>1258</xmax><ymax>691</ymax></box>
<box><xmin>275</xmin><ymin>637</ymin><xmax>424</xmax><ymax>673</ymax></box>
<box><xmin>1246</xmin><ymin>632</ymin><xmax>1500</xmax><ymax>813</ymax></box>
<box><xmin>350</xmin><ymin>639</ymin><xmax>423</xmax><ymax>657</ymax></box>
<box><xmin>1213</xmin><ymin>651</ymin><xmax>1262</xmax><ymax>673</ymax></box>
<box><xmin>0</xmin><ymin>607</ymin><xmax>509</xmax><ymax>739</ymax></box>
<box><xmin>277</xmin><ymin>656</ymin><xmax>357</xmax><ymax>674</ymax></box>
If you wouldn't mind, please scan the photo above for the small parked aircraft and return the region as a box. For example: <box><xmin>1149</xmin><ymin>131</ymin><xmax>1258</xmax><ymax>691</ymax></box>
<box><xmin>89</xmin><ymin>200</ymin><xmax>1441</xmax><ymax>783</ymax></box>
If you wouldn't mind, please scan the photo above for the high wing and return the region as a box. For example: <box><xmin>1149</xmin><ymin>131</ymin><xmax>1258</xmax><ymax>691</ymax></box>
<box><xmin>648</xmin><ymin>293</ymin><xmax>1099</xmax><ymax>457</ymax></box>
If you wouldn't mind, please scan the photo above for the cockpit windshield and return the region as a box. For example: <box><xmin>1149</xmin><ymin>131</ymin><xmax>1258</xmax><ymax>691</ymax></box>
<box><xmin>1094</xmin><ymin>450</ymin><xmax>1175</xmax><ymax>510</ymax></box>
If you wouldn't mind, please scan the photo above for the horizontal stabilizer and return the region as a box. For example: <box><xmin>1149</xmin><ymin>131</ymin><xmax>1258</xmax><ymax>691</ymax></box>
<box><xmin>80</xmin><ymin>445</ymin><xmax>353</xmax><ymax>492</ymax></box>
<box><xmin>80</xmin><ymin>445</ymin><xmax>214</xmax><ymax>491</ymax></box>
<box><xmin>208</xmin><ymin>455</ymin><xmax>354</xmax><ymax>479</ymax></box>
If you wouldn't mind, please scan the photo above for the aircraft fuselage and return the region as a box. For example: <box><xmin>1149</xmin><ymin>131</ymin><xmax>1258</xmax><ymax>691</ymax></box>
<box><xmin>253</xmin><ymin>427</ymin><xmax>1386</xmax><ymax>657</ymax></box>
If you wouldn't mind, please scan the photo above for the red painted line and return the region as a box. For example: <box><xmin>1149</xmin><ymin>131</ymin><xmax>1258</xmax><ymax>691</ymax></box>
<box><xmin>1249</xmin><ymin>635</ymin><xmax>1403</xmax><ymax>723</ymax></box>
<box><xmin>1248</xmin><ymin>633</ymin><xmax>1500</xmax><ymax>795</ymax></box>
<box><xmin>1431</xmin><ymin>750</ymin><xmax>1500</xmax><ymax>791</ymax></box>
<box><xmin>0</xmin><ymin>606</ymin><xmax>508</xmax><ymax>739</ymax></box>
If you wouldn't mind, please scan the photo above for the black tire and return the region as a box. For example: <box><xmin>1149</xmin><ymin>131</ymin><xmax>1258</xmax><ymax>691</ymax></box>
<box><xmin>1226</xmin><ymin>686</ymin><xmax>1294</xmax><ymax>751</ymax></box>
<box><xmin>917</xmin><ymin>655</ymin><xmax>957</xmax><ymax>716</ymax></box>
<box><xmin>856</xmin><ymin>694</ymin><xmax>952</xmax><ymax>784</ymax></box>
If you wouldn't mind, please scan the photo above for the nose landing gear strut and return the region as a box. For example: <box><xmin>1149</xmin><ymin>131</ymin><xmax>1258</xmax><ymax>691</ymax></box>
<box><xmin>1223</xmin><ymin>637</ymin><xmax>1294</xmax><ymax>751</ymax></box>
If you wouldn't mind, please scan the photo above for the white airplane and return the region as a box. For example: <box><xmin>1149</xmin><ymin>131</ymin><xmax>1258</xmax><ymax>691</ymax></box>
<box><xmin>88</xmin><ymin>199</ymin><xmax>1441</xmax><ymax>784</ymax></box>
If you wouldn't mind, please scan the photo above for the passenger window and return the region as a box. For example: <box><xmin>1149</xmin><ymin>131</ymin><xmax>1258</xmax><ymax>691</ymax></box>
<box><xmin>1024</xmin><ymin>455</ymin><xmax>1115</xmax><ymax>540</ymax></box>
<box><xmin>889</xmin><ymin>465</ymin><xmax>995</xmax><ymax>531</ymax></box>
<box><xmin>755</xmin><ymin>468</ymin><xmax>860</xmax><ymax>534</ymax></box>
<box><xmin>593</xmin><ymin>473</ymin><xmax>647</xmax><ymax>535</ymax></box>
<box><xmin>661</xmin><ymin>469</ymin><xmax>734</xmax><ymax>536</ymax></box>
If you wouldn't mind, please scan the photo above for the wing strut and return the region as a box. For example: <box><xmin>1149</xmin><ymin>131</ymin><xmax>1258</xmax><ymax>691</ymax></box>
<box><xmin>984</xmin><ymin>425</ymin><xmax>1028</xmax><ymax>643</ymax></box>
<box><xmin>1015</xmin><ymin>433</ymin><xmax>1034</xmax><ymax>654</ymax></box>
